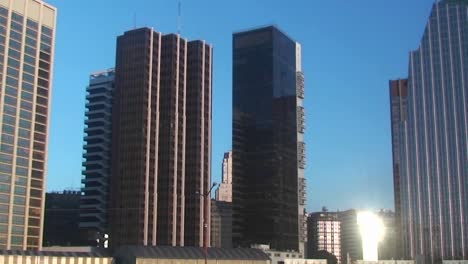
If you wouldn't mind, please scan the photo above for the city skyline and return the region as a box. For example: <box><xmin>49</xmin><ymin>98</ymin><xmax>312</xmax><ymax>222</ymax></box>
<box><xmin>45</xmin><ymin>0</ymin><xmax>436</xmax><ymax>212</ymax></box>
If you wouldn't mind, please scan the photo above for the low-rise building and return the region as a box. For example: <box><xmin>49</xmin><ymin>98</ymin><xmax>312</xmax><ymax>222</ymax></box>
<box><xmin>307</xmin><ymin>208</ymin><xmax>341</xmax><ymax>263</ymax></box>
<box><xmin>0</xmin><ymin>249</ymin><xmax>112</xmax><ymax>264</ymax></box>
<box><xmin>211</xmin><ymin>199</ymin><xmax>233</xmax><ymax>248</ymax></box>
<box><xmin>113</xmin><ymin>246</ymin><xmax>270</xmax><ymax>264</ymax></box>
<box><xmin>356</xmin><ymin>261</ymin><xmax>413</xmax><ymax>264</ymax></box>
<box><xmin>283</xmin><ymin>259</ymin><xmax>327</xmax><ymax>264</ymax></box>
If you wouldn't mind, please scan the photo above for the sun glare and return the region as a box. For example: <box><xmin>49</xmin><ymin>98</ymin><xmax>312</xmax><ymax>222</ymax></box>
<box><xmin>357</xmin><ymin>211</ymin><xmax>385</xmax><ymax>261</ymax></box>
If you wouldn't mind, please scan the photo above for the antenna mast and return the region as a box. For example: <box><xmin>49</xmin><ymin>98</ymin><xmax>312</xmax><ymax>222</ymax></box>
<box><xmin>177</xmin><ymin>0</ymin><xmax>181</xmax><ymax>34</ymax></box>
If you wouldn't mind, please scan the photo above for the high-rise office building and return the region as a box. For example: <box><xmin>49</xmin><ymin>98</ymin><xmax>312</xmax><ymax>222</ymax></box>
<box><xmin>377</xmin><ymin>210</ymin><xmax>397</xmax><ymax>261</ymax></box>
<box><xmin>109</xmin><ymin>28</ymin><xmax>212</xmax><ymax>248</ymax></box>
<box><xmin>389</xmin><ymin>78</ymin><xmax>407</xmax><ymax>260</ymax></box>
<box><xmin>232</xmin><ymin>25</ymin><xmax>307</xmax><ymax>253</ymax></box>
<box><xmin>391</xmin><ymin>1</ymin><xmax>468</xmax><ymax>263</ymax></box>
<box><xmin>0</xmin><ymin>0</ymin><xmax>56</xmax><ymax>250</ymax></box>
<box><xmin>307</xmin><ymin>209</ymin><xmax>341</xmax><ymax>263</ymax></box>
<box><xmin>339</xmin><ymin>210</ymin><xmax>362</xmax><ymax>264</ymax></box>
<box><xmin>80</xmin><ymin>69</ymin><xmax>114</xmax><ymax>245</ymax></box>
<box><xmin>215</xmin><ymin>151</ymin><xmax>232</xmax><ymax>202</ymax></box>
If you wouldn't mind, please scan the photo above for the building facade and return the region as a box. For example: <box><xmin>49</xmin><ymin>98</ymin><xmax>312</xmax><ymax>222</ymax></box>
<box><xmin>339</xmin><ymin>210</ymin><xmax>362</xmax><ymax>264</ymax></box>
<box><xmin>307</xmin><ymin>209</ymin><xmax>341</xmax><ymax>263</ymax></box>
<box><xmin>80</xmin><ymin>69</ymin><xmax>114</xmax><ymax>245</ymax></box>
<box><xmin>391</xmin><ymin>0</ymin><xmax>468</xmax><ymax>263</ymax></box>
<box><xmin>211</xmin><ymin>199</ymin><xmax>232</xmax><ymax>248</ymax></box>
<box><xmin>43</xmin><ymin>190</ymin><xmax>82</xmax><ymax>247</ymax></box>
<box><xmin>0</xmin><ymin>0</ymin><xmax>56</xmax><ymax>250</ymax></box>
<box><xmin>232</xmin><ymin>25</ymin><xmax>307</xmax><ymax>253</ymax></box>
<box><xmin>215</xmin><ymin>151</ymin><xmax>232</xmax><ymax>202</ymax></box>
<box><xmin>109</xmin><ymin>28</ymin><xmax>212</xmax><ymax>248</ymax></box>
<box><xmin>377</xmin><ymin>210</ymin><xmax>397</xmax><ymax>261</ymax></box>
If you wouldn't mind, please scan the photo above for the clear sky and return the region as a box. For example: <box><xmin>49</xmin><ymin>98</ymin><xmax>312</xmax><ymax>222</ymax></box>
<box><xmin>45</xmin><ymin>0</ymin><xmax>434</xmax><ymax>212</ymax></box>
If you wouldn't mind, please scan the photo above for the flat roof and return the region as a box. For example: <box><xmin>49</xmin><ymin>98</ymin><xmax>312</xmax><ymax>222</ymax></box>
<box><xmin>114</xmin><ymin>246</ymin><xmax>270</xmax><ymax>260</ymax></box>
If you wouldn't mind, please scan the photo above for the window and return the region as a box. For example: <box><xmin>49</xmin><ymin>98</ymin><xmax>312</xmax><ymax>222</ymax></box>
<box><xmin>8</xmin><ymin>57</ymin><xmax>20</xmax><ymax>68</ymax></box>
<box><xmin>9</xmin><ymin>39</ymin><xmax>21</xmax><ymax>51</ymax></box>
<box><xmin>22</xmin><ymin>82</ymin><xmax>34</xmax><ymax>92</ymax></box>
<box><xmin>25</xmin><ymin>46</ymin><xmax>36</xmax><ymax>56</ymax></box>
<box><xmin>13</xmin><ymin>196</ymin><xmax>25</xmax><ymax>205</ymax></box>
<box><xmin>11</xmin><ymin>235</ymin><xmax>23</xmax><ymax>245</ymax></box>
<box><xmin>16</xmin><ymin>167</ymin><xmax>28</xmax><ymax>177</ymax></box>
<box><xmin>19</xmin><ymin>119</ymin><xmax>31</xmax><ymax>129</ymax></box>
<box><xmin>4</xmin><ymin>94</ymin><xmax>16</xmax><ymax>106</ymax></box>
<box><xmin>6</xmin><ymin>76</ymin><xmax>18</xmax><ymax>87</ymax></box>
<box><xmin>0</xmin><ymin>194</ymin><xmax>9</xmax><ymax>204</ymax></box>
<box><xmin>9</xmin><ymin>30</ymin><xmax>21</xmax><ymax>41</ymax></box>
<box><xmin>27</xmin><ymin>19</ymin><xmax>38</xmax><ymax>30</ymax></box>
<box><xmin>24</xmin><ymin>55</ymin><xmax>35</xmax><ymax>66</ymax></box>
<box><xmin>5</xmin><ymin>85</ymin><xmax>17</xmax><ymax>96</ymax></box>
<box><xmin>0</xmin><ymin>184</ymin><xmax>10</xmax><ymax>193</ymax></box>
<box><xmin>18</xmin><ymin>128</ymin><xmax>30</xmax><ymax>138</ymax></box>
<box><xmin>1</xmin><ymin>134</ymin><xmax>14</xmax><ymax>145</ymax></box>
<box><xmin>23</xmin><ymin>64</ymin><xmax>35</xmax><ymax>75</ymax></box>
<box><xmin>20</xmin><ymin>110</ymin><xmax>32</xmax><ymax>120</ymax></box>
<box><xmin>0</xmin><ymin>163</ymin><xmax>11</xmax><ymax>173</ymax></box>
<box><xmin>0</xmin><ymin>154</ymin><xmax>11</xmax><ymax>163</ymax></box>
<box><xmin>11</xmin><ymin>13</ymin><xmax>23</xmax><ymax>23</ymax></box>
<box><xmin>8</xmin><ymin>49</ymin><xmax>20</xmax><ymax>61</ymax></box>
<box><xmin>2</xmin><ymin>115</ymin><xmax>15</xmax><ymax>126</ymax></box>
<box><xmin>11</xmin><ymin>225</ymin><xmax>23</xmax><ymax>235</ymax></box>
<box><xmin>23</xmin><ymin>72</ymin><xmax>35</xmax><ymax>83</ymax></box>
<box><xmin>0</xmin><ymin>174</ymin><xmax>10</xmax><ymax>184</ymax></box>
<box><xmin>42</xmin><ymin>26</ymin><xmax>52</xmax><ymax>36</ymax></box>
<box><xmin>14</xmin><ymin>186</ymin><xmax>26</xmax><ymax>195</ymax></box>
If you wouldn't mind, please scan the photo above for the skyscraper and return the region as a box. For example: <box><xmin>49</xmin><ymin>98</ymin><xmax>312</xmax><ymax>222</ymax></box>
<box><xmin>389</xmin><ymin>79</ymin><xmax>407</xmax><ymax>260</ymax></box>
<box><xmin>80</xmin><ymin>69</ymin><xmax>114</xmax><ymax>245</ymax></box>
<box><xmin>391</xmin><ymin>1</ymin><xmax>468</xmax><ymax>262</ymax></box>
<box><xmin>109</xmin><ymin>28</ymin><xmax>212</xmax><ymax>248</ymax></box>
<box><xmin>215</xmin><ymin>151</ymin><xmax>232</xmax><ymax>202</ymax></box>
<box><xmin>232</xmin><ymin>25</ymin><xmax>307</xmax><ymax>253</ymax></box>
<box><xmin>0</xmin><ymin>0</ymin><xmax>56</xmax><ymax>250</ymax></box>
<box><xmin>339</xmin><ymin>210</ymin><xmax>362</xmax><ymax>264</ymax></box>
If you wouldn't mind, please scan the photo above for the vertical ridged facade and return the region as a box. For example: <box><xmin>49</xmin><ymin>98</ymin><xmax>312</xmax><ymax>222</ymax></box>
<box><xmin>232</xmin><ymin>25</ymin><xmax>306</xmax><ymax>253</ymax></box>
<box><xmin>110</xmin><ymin>28</ymin><xmax>212</xmax><ymax>248</ymax></box>
<box><xmin>392</xmin><ymin>1</ymin><xmax>468</xmax><ymax>263</ymax></box>
<box><xmin>184</xmin><ymin>40</ymin><xmax>212</xmax><ymax>247</ymax></box>
<box><xmin>0</xmin><ymin>0</ymin><xmax>55</xmax><ymax>250</ymax></box>
<box><xmin>80</xmin><ymin>69</ymin><xmax>114</xmax><ymax>244</ymax></box>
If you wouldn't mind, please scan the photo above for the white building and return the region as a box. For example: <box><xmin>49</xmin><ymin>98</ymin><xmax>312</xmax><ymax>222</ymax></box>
<box><xmin>356</xmin><ymin>261</ymin><xmax>414</xmax><ymax>264</ymax></box>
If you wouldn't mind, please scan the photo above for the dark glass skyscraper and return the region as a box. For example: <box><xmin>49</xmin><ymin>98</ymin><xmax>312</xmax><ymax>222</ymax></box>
<box><xmin>232</xmin><ymin>26</ymin><xmax>307</xmax><ymax>253</ymax></box>
<box><xmin>391</xmin><ymin>1</ymin><xmax>468</xmax><ymax>263</ymax></box>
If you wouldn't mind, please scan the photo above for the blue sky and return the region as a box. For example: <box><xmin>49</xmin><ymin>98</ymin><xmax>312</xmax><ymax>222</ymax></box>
<box><xmin>45</xmin><ymin>0</ymin><xmax>434</xmax><ymax>212</ymax></box>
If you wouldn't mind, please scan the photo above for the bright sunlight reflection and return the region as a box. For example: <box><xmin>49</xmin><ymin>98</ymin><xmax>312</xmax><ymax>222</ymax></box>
<box><xmin>357</xmin><ymin>211</ymin><xmax>385</xmax><ymax>262</ymax></box>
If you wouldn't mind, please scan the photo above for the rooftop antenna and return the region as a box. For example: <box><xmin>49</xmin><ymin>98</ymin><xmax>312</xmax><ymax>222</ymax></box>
<box><xmin>177</xmin><ymin>0</ymin><xmax>181</xmax><ymax>34</ymax></box>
